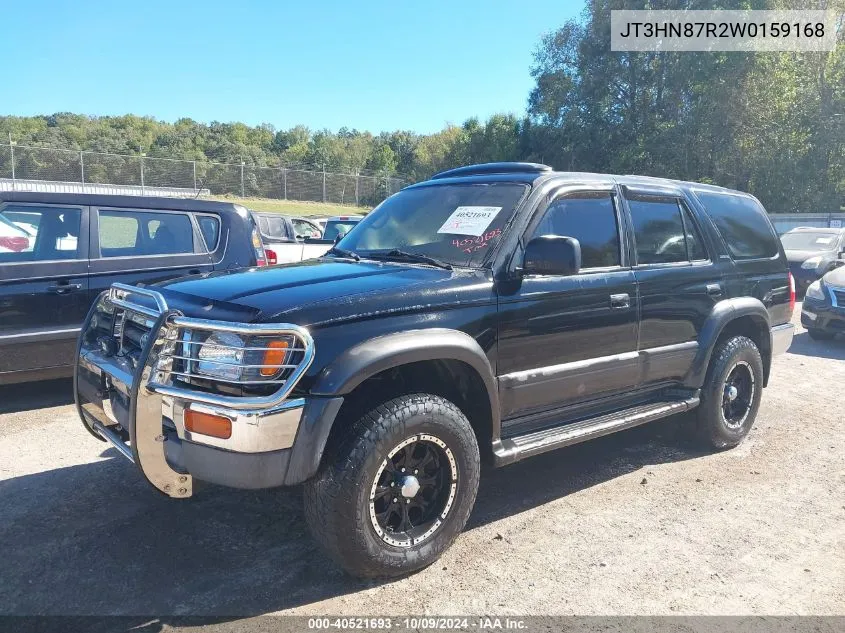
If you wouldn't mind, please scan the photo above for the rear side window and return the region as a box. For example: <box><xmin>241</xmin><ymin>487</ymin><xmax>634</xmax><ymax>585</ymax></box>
<box><xmin>0</xmin><ymin>205</ymin><xmax>82</xmax><ymax>262</ymax></box>
<box><xmin>196</xmin><ymin>214</ymin><xmax>221</xmax><ymax>251</ymax></box>
<box><xmin>532</xmin><ymin>194</ymin><xmax>621</xmax><ymax>268</ymax></box>
<box><xmin>98</xmin><ymin>210</ymin><xmax>194</xmax><ymax>257</ymax></box>
<box><xmin>629</xmin><ymin>197</ymin><xmax>709</xmax><ymax>264</ymax></box>
<box><xmin>694</xmin><ymin>191</ymin><xmax>778</xmax><ymax>260</ymax></box>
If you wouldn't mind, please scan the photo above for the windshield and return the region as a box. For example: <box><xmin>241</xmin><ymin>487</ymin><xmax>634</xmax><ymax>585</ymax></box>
<box><xmin>337</xmin><ymin>183</ymin><xmax>528</xmax><ymax>267</ymax></box>
<box><xmin>781</xmin><ymin>231</ymin><xmax>840</xmax><ymax>251</ymax></box>
<box><xmin>323</xmin><ymin>220</ymin><xmax>360</xmax><ymax>242</ymax></box>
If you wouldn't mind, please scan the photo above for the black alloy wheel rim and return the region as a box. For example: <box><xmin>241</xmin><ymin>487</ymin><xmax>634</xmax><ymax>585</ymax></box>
<box><xmin>369</xmin><ymin>434</ymin><xmax>457</xmax><ymax>548</ymax></box>
<box><xmin>722</xmin><ymin>361</ymin><xmax>755</xmax><ymax>429</ymax></box>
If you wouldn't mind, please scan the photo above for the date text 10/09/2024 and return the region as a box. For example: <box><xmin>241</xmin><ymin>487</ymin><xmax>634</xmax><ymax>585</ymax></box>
<box><xmin>308</xmin><ymin>617</ymin><xmax>528</xmax><ymax>630</ymax></box>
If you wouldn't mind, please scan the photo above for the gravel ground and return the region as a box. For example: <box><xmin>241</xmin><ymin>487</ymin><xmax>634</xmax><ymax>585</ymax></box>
<box><xmin>0</xmin><ymin>303</ymin><xmax>842</xmax><ymax>618</ymax></box>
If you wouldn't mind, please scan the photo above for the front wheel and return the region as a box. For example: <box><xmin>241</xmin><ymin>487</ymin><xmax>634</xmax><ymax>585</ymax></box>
<box><xmin>694</xmin><ymin>335</ymin><xmax>764</xmax><ymax>450</ymax></box>
<box><xmin>303</xmin><ymin>393</ymin><xmax>480</xmax><ymax>578</ymax></box>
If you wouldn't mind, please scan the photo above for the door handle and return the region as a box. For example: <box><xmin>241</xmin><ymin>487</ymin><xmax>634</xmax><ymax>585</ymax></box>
<box><xmin>706</xmin><ymin>283</ymin><xmax>723</xmax><ymax>297</ymax></box>
<box><xmin>610</xmin><ymin>293</ymin><xmax>630</xmax><ymax>309</ymax></box>
<box><xmin>47</xmin><ymin>282</ymin><xmax>83</xmax><ymax>295</ymax></box>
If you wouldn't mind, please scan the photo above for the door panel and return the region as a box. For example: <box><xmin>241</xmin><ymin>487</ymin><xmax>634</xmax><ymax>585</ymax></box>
<box><xmin>623</xmin><ymin>192</ymin><xmax>725</xmax><ymax>386</ymax></box>
<box><xmin>497</xmin><ymin>269</ymin><xmax>639</xmax><ymax>418</ymax></box>
<box><xmin>496</xmin><ymin>190</ymin><xmax>639</xmax><ymax>422</ymax></box>
<box><xmin>0</xmin><ymin>203</ymin><xmax>89</xmax><ymax>376</ymax></box>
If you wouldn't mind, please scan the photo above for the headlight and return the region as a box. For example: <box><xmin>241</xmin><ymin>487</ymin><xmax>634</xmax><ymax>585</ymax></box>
<box><xmin>801</xmin><ymin>256</ymin><xmax>822</xmax><ymax>270</ymax></box>
<box><xmin>805</xmin><ymin>280</ymin><xmax>825</xmax><ymax>301</ymax></box>
<box><xmin>197</xmin><ymin>332</ymin><xmax>245</xmax><ymax>381</ymax></box>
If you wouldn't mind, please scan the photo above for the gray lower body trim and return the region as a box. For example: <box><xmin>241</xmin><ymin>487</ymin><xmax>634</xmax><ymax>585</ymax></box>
<box><xmin>771</xmin><ymin>323</ymin><xmax>794</xmax><ymax>356</ymax></box>
<box><xmin>498</xmin><ymin>342</ymin><xmax>698</xmax><ymax>419</ymax></box>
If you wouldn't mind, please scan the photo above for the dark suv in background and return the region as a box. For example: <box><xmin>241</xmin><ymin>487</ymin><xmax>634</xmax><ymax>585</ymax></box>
<box><xmin>780</xmin><ymin>226</ymin><xmax>845</xmax><ymax>291</ymax></box>
<box><xmin>75</xmin><ymin>163</ymin><xmax>794</xmax><ymax>578</ymax></box>
<box><xmin>0</xmin><ymin>192</ymin><xmax>264</xmax><ymax>385</ymax></box>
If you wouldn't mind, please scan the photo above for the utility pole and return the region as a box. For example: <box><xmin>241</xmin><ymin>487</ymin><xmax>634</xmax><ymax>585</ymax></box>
<box><xmin>139</xmin><ymin>145</ymin><xmax>145</xmax><ymax>195</ymax></box>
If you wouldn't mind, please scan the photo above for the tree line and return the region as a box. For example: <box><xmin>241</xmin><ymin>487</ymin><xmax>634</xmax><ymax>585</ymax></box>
<box><xmin>1</xmin><ymin>0</ymin><xmax>842</xmax><ymax>213</ymax></box>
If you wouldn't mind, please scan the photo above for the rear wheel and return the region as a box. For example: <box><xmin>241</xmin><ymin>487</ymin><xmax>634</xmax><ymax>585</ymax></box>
<box><xmin>303</xmin><ymin>393</ymin><xmax>480</xmax><ymax>578</ymax></box>
<box><xmin>694</xmin><ymin>335</ymin><xmax>764</xmax><ymax>450</ymax></box>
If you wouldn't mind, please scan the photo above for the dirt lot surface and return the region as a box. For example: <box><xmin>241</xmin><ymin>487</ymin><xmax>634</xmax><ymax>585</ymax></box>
<box><xmin>0</xmin><ymin>303</ymin><xmax>842</xmax><ymax>618</ymax></box>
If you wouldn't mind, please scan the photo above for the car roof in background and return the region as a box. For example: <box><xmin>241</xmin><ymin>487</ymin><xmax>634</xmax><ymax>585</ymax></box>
<box><xmin>0</xmin><ymin>191</ymin><xmax>248</xmax><ymax>215</ymax></box>
<box><xmin>326</xmin><ymin>216</ymin><xmax>363</xmax><ymax>221</ymax></box>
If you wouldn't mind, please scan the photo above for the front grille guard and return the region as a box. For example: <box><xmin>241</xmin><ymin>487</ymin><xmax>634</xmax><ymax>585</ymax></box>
<box><xmin>108</xmin><ymin>283</ymin><xmax>315</xmax><ymax>410</ymax></box>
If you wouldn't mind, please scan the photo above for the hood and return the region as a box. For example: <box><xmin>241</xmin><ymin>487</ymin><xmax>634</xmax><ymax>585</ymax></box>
<box><xmin>784</xmin><ymin>249</ymin><xmax>834</xmax><ymax>264</ymax></box>
<box><xmin>154</xmin><ymin>258</ymin><xmax>495</xmax><ymax>327</ymax></box>
<box><xmin>822</xmin><ymin>265</ymin><xmax>845</xmax><ymax>288</ymax></box>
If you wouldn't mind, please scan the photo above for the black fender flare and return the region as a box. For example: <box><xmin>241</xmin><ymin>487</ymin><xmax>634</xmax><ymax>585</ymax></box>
<box><xmin>285</xmin><ymin>329</ymin><xmax>500</xmax><ymax>485</ymax></box>
<box><xmin>311</xmin><ymin>328</ymin><xmax>499</xmax><ymax>423</ymax></box>
<box><xmin>685</xmin><ymin>297</ymin><xmax>771</xmax><ymax>388</ymax></box>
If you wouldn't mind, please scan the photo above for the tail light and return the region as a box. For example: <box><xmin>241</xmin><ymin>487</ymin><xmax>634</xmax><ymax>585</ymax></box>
<box><xmin>788</xmin><ymin>271</ymin><xmax>796</xmax><ymax>315</ymax></box>
<box><xmin>265</xmin><ymin>248</ymin><xmax>278</xmax><ymax>266</ymax></box>
<box><xmin>251</xmin><ymin>226</ymin><xmax>267</xmax><ymax>267</ymax></box>
<box><xmin>0</xmin><ymin>236</ymin><xmax>29</xmax><ymax>252</ymax></box>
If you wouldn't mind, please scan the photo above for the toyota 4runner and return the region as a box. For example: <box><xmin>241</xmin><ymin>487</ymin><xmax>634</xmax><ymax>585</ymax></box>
<box><xmin>75</xmin><ymin>162</ymin><xmax>794</xmax><ymax>577</ymax></box>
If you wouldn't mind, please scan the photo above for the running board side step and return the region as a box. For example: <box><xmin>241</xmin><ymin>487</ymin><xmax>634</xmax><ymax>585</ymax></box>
<box><xmin>492</xmin><ymin>395</ymin><xmax>700</xmax><ymax>467</ymax></box>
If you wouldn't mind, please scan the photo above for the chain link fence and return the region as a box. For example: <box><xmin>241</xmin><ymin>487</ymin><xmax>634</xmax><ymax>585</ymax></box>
<box><xmin>0</xmin><ymin>143</ymin><xmax>405</xmax><ymax>207</ymax></box>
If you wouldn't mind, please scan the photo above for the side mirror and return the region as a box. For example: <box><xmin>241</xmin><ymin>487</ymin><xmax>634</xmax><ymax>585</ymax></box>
<box><xmin>523</xmin><ymin>235</ymin><xmax>581</xmax><ymax>276</ymax></box>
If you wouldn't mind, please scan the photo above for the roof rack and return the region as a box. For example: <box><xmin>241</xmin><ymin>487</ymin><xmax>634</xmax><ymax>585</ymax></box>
<box><xmin>431</xmin><ymin>162</ymin><xmax>553</xmax><ymax>180</ymax></box>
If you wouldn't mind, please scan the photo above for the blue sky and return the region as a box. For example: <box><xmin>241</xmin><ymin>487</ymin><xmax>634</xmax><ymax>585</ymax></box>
<box><xmin>1</xmin><ymin>0</ymin><xmax>582</xmax><ymax>134</ymax></box>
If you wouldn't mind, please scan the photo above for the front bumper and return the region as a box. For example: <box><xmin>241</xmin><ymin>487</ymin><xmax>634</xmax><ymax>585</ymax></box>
<box><xmin>801</xmin><ymin>295</ymin><xmax>845</xmax><ymax>335</ymax></box>
<box><xmin>75</xmin><ymin>285</ymin><xmax>342</xmax><ymax>497</ymax></box>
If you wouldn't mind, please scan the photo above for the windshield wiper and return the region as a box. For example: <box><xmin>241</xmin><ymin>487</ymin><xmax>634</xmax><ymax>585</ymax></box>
<box><xmin>367</xmin><ymin>249</ymin><xmax>452</xmax><ymax>270</ymax></box>
<box><xmin>326</xmin><ymin>246</ymin><xmax>360</xmax><ymax>261</ymax></box>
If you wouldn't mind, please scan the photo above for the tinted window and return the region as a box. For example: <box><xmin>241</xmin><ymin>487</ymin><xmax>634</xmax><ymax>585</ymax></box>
<box><xmin>196</xmin><ymin>215</ymin><xmax>221</xmax><ymax>251</ymax></box>
<box><xmin>257</xmin><ymin>215</ymin><xmax>292</xmax><ymax>241</ymax></box>
<box><xmin>532</xmin><ymin>195</ymin><xmax>621</xmax><ymax>268</ymax></box>
<box><xmin>694</xmin><ymin>191</ymin><xmax>778</xmax><ymax>260</ymax></box>
<box><xmin>99</xmin><ymin>210</ymin><xmax>194</xmax><ymax>257</ymax></box>
<box><xmin>630</xmin><ymin>198</ymin><xmax>696</xmax><ymax>264</ymax></box>
<box><xmin>0</xmin><ymin>205</ymin><xmax>81</xmax><ymax>263</ymax></box>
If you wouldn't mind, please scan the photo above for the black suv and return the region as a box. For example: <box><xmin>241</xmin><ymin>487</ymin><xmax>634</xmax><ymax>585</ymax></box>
<box><xmin>74</xmin><ymin>163</ymin><xmax>794</xmax><ymax>578</ymax></box>
<box><xmin>0</xmin><ymin>192</ymin><xmax>264</xmax><ymax>385</ymax></box>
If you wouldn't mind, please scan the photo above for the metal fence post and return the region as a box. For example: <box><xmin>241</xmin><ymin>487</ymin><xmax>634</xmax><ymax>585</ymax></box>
<box><xmin>240</xmin><ymin>162</ymin><xmax>245</xmax><ymax>198</ymax></box>
<box><xmin>281</xmin><ymin>166</ymin><xmax>287</xmax><ymax>200</ymax></box>
<box><xmin>9</xmin><ymin>140</ymin><xmax>16</xmax><ymax>191</ymax></box>
<box><xmin>322</xmin><ymin>163</ymin><xmax>327</xmax><ymax>203</ymax></box>
<box><xmin>193</xmin><ymin>161</ymin><xmax>197</xmax><ymax>191</ymax></box>
<box><xmin>80</xmin><ymin>152</ymin><xmax>85</xmax><ymax>190</ymax></box>
<box><xmin>140</xmin><ymin>155</ymin><xmax>145</xmax><ymax>195</ymax></box>
<box><xmin>355</xmin><ymin>171</ymin><xmax>360</xmax><ymax>207</ymax></box>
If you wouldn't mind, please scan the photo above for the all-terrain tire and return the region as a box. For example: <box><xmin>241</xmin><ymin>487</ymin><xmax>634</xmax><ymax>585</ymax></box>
<box><xmin>694</xmin><ymin>335</ymin><xmax>764</xmax><ymax>450</ymax></box>
<box><xmin>303</xmin><ymin>393</ymin><xmax>480</xmax><ymax>578</ymax></box>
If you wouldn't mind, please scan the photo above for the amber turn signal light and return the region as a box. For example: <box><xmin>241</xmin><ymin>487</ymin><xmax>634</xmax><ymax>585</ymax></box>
<box><xmin>184</xmin><ymin>410</ymin><xmax>232</xmax><ymax>439</ymax></box>
<box><xmin>261</xmin><ymin>340</ymin><xmax>290</xmax><ymax>376</ymax></box>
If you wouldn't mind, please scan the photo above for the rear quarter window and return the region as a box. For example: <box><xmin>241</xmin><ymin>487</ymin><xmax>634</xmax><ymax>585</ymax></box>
<box><xmin>693</xmin><ymin>191</ymin><xmax>779</xmax><ymax>260</ymax></box>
